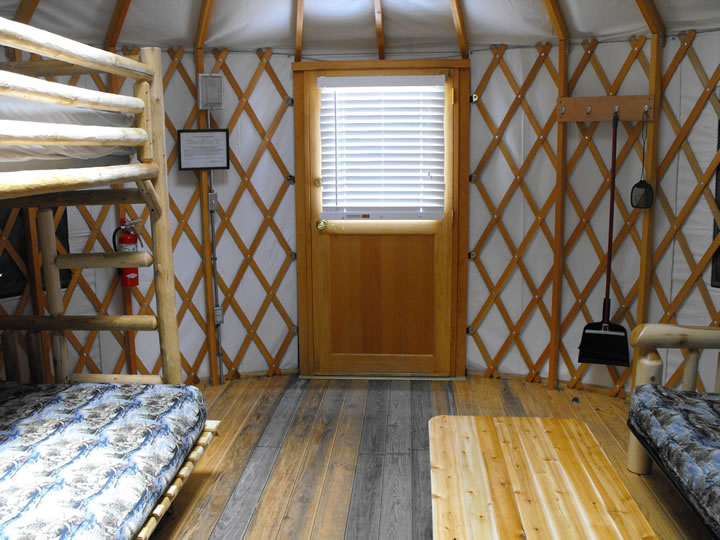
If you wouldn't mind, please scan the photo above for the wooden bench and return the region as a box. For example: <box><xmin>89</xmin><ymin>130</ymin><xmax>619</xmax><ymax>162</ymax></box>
<box><xmin>429</xmin><ymin>416</ymin><xmax>655</xmax><ymax>539</ymax></box>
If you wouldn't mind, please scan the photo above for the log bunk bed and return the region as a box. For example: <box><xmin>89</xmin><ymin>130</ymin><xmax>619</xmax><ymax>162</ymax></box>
<box><xmin>0</xmin><ymin>17</ymin><xmax>218</xmax><ymax>539</ymax></box>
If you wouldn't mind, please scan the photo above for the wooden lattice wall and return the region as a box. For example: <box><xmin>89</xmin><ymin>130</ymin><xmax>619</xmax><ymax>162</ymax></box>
<box><xmin>0</xmin><ymin>47</ymin><xmax>297</xmax><ymax>385</ymax></box>
<box><xmin>467</xmin><ymin>32</ymin><xmax>720</xmax><ymax>394</ymax></box>
<box><xmin>1</xmin><ymin>32</ymin><xmax>718</xmax><ymax>393</ymax></box>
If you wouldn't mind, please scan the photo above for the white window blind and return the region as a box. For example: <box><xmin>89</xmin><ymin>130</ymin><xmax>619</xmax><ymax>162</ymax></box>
<box><xmin>318</xmin><ymin>75</ymin><xmax>446</xmax><ymax>220</ymax></box>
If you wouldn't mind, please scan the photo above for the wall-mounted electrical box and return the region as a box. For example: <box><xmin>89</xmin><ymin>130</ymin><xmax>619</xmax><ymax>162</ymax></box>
<box><xmin>198</xmin><ymin>73</ymin><xmax>223</xmax><ymax>110</ymax></box>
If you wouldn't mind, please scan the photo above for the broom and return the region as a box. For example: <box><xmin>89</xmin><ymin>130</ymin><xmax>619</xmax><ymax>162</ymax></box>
<box><xmin>578</xmin><ymin>110</ymin><xmax>630</xmax><ymax>367</ymax></box>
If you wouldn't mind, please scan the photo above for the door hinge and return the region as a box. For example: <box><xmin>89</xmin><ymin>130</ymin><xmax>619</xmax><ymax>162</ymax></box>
<box><xmin>214</xmin><ymin>306</ymin><xmax>224</xmax><ymax>325</ymax></box>
<box><xmin>451</xmin><ymin>88</ymin><xmax>455</xmax><ymax>105</ymax></box>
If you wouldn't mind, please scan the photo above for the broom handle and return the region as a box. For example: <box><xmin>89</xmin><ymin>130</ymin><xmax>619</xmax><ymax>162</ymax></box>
<box><xmin>603</xmin><ymin>110</ymin><xmax>619</xmax><ymax>325</ymax></box>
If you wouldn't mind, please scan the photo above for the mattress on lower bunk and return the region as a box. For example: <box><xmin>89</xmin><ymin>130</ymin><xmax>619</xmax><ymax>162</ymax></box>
<box><xmin>0</xmin><ymin>382</ymin><xmax>207</xmax><ymax>540</ymax></box>
<box><xmin>628</xmin><ymin>383</ymin><xmax>720</xmax><ymax>537</ymax></box>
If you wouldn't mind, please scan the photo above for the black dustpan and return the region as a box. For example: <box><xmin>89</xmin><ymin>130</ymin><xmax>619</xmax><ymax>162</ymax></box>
<box><xmin>579</xmin><ymin>111</ymin><xmax>630</xmax><ymax>367</ymax></box>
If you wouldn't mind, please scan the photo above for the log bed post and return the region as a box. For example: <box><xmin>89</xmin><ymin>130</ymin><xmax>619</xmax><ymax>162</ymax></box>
<box><xmin>139</xmin><ymin>46</ymin><xmax>182</xmax><ymax>384</ymax></box>
<box><xmin>36</xmin><ymin>207</ymin><xmax>69</xmax><ymax>383</ymax></box>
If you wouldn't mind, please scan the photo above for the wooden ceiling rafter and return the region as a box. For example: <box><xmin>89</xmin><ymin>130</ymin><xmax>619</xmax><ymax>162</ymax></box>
<box><xmin>295</xmin><ymin>0</ymin><xmax>304</xmax><ymax>62</ymax></box>
<box><xmin>195</xmin><ymin>0</ymin><xmax>214</xmax><ymax>53</ymax></box>
<box><xmin>543</xmin><ymin>0</ymin><xmax>569</xmax><ymax>41</ymax></box>
<box><xmin>635</xmin><ymin>0</ymin><xmax>666</xmax><ymax>44</ymax></box>
<box><xmin>104</xmin><ymin>0</ymin><xmax>132</xmax><ymax>51</ymax></box>
<box><xmin>448</xmin><ymin>0</ymin><xmax>468</xmax><ymax>59</ymax></box>
<box><xmin>6</xmin><ymin>0</ymin><xmax>40</xmax><ymax>60</ymax></box>
<box><xmin>373</xmin><ymin>0</ymin><xmax>385</xmax><ymax>60</ymax></box>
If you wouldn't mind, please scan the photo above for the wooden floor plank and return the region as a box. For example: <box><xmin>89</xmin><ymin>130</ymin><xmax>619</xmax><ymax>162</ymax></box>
<box><xmin>386</xmin><ymin>380</ymin><xmax>411</xmax><ymax>454</ymax></box>
<box><xmin>452</xmin><ymin>379</ymin><xmax>476</xmax><ymax>414</ymax></box>
<box><xmin>278</xmin><ymin>380</ymin><xmax>350</xmax><ymax>539</ymax></box>
<box><xmin>346</xmin><ymin>453</ymin><xmax>384</xmax><ymax>540</ymax></box>
<box><xmin>161</xmin><ymin>375</ymin><xmax>710</xmax><ymax>539</ymax></box>
<box><xmin>359</xmin><ymin>380</ymin><xmax>391</xmax><ymax>455</ymax></box>
<box><xmin>469</xmin><ymin>376</ymin><xmax>512</xmax><ymax>416</ymax></box>
<box><xmin>431</xmin><ymin>381</ymin><xmax>451</xmax><ymax>416</ymax></box>
<box><xmin>210</xmin><ymin>378</ymin><xmax>309</xmax><ymax>538</ymax></box>
<box><xmin>209</xmin><ymin>446</ymin><xmax>279</xmax><ymax>540</ymax></box>
<box><xmin>411</xmin><ymin>450</ymin><xmax>432</xmax><ymax>540</ymax></box>
<box><xmin>379</xmin><ymin>453</ymin><xmax>412</xmax><ymax>540</ymax></box>
<box><xmin>156</xmin><ymin>377</ymin><xmax>268</xmax><ymax>539</ymax></box>
<box><xmin>257</xmin><ymin>377</ymin><xmax>309</xmax><ymax>448</ymax></box>
<box><xmin>560</xmin><ymin>385</ymin><xmax>691</xmax><ymax>540</ymax></box>
<box><xmin>411</xmin><ymin>380</ymin><xmax>433</xmax><ymax>452</ymax></box>
<box><xmin>312</xmin><ymin>380</ymin><xmax>369</xmax><ymax>539</ymax></box>
<box><xmin>243</xmin><ymin>379</ymin><xmax>328</xmax><ymax>539</ymax></box>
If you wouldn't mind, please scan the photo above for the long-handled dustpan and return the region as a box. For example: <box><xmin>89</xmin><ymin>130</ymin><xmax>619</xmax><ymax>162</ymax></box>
<box><xmin>579</xmin><ymin>110</ymin><xmax>630</xmax><ymax>367</ymax></box>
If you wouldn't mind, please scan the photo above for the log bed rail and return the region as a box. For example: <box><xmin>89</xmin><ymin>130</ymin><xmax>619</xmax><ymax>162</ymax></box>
<box><xmin>627</xmin><ymin>323</ymin><xmax>720</xmax><ymax>474</ymax></box>
<box><xmin>0</xmin><ymin>15</ymin><xmax>181</xmax><ymax>386</ymax></box>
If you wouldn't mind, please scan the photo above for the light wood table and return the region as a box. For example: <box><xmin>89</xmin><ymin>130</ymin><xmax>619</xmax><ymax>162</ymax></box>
<box><xmin>429</xmin><ymin>416</ymin><xmax>656</xmax><ymax>539</ymax></box>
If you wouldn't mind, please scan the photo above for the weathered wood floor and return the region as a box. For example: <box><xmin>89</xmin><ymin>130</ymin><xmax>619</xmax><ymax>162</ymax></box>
<box><xmin>155</xmin><ymin>375</ymin><xmax>711</xmax><ymax>540</ymax></box>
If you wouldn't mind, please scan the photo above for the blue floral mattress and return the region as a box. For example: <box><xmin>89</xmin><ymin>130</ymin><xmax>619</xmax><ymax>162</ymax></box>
<box><xmin>0</xmin><ymin>382</ymin><xmax>207</xmax><ymax>539</ymax></box>
<box><xmin>628</xmin><ymin>383</ymin><xmax>720</xmax><ymax>538</ymax></box>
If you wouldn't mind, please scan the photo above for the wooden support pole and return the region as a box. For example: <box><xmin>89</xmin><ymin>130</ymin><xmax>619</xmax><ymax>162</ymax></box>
<box><xmin>682</xmin><ymin>349</ymin><xmax>700</xmax><ymax>391</ymax></box>
<box><xmin>22</xmin><ymin>207</ymin><xmax>49</xmax><ymax>382</ymax></box>
<box><xmin>0</xmin><ymin>69</ymin><xmax>144</xmax><ymax>113</ymax></box>
<box><xmin>140</xmin><ymin>46</ymin><xmax>182</xmax><ymax>384</ymax></box>
<box><xmin>55</xmin><ymin>251</ymin><xmax>153</xmax><ymax>269</ymax></box>
<box><xmin>2</xmin><ymin>330</ymin><xmax>20</xmax><ymax>381</ymax></box>
<box><xmin>627</xmin><ymin>348</ymin><xmax>662</xmax><ymax>474</ymax></box>
<box><xmin>0</xmin><ymin>163</ymin><xmax>158</xmax><ymax>201</ymax></box>
<box><xmin>0</xmin><ymin>120</ymin><xmax>147</xmax><ymax>147</ymax></box>
<box><xmin>26</xmin><ymin>331</ymin><xmax>45</xmax><ymax>382</ymax></box>
<box><xmin>195</xmin><ymin>48</ymin><xmax>219</xmax><ymax>386</ymax></box>
<box><xmin>0</xmin><ymin>314</ymin><xmax>158</xmax><ymax>332</ymax></box>
<box><xmin>0</xmin><ymin>16</ymin><xmax>154</xmax><ymax>81</ymax></box>
<box><xmin>134</xmin><ymin>80</ymin><xmax>154</xmax><ymax>162</ymax></box>
<box><xmin>104</xmin><ymin>0</ymin><xmax>132</xmax><ymax>51</ymax></box>
<box><xmin>632</xmin><ymin>32</ymin><xmax>663</xmax><ymax>389</ymax></box>
<box><xmin>36</xmin><ymin>208</ymin><xmax>69</xmax><ymax>383</ymax></box>
<box><xmin>549</xmin><ymin>40</ymin><xmax>568</xmax><ymax>390</ymax></box>
<box><xmin>0</xmin><ymin>188</ymin><xmax>146</xmax><ymax>208</ymax></box>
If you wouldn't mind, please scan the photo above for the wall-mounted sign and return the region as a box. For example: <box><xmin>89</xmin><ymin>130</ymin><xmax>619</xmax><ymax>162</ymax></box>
<box><xmin>178</xmin><ymin>129</ymin><xmax>229</xmax><ymax>170</ymax></box>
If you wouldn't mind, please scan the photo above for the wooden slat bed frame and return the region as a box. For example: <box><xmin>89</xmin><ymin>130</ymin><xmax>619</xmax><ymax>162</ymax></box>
<box><xmin>0</xmin><ymin>16</ymin><xmax>218</xmax><ymax>538</ymax></box>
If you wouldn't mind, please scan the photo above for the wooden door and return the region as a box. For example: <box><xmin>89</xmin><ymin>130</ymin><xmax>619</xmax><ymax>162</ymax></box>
<box><xmin>304</xmin><ymin>68</ymin><xmax>457</xmax><ymax>376</ymax></box>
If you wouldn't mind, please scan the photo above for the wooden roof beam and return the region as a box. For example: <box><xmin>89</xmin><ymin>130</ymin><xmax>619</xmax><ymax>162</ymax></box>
<box><xmin>195</xmin><ymin>0</ymin><xmax>214</xmax><ymax>51</ymax></box>
<box><xmin>104</xmin><ymin>0</ymin><xmax>132</xmax><ymax>50</ymax></box>
<box><xmin>543</xmin><ymin>0</ymin><xmax>569</xmax><ymax>41</ymax></box>
<box><xmin>373</xmin><ymin>0</ymin><xmax>385</xmax><ymax>60</ymax></box>
<box><xmin>449</xmin><ymin>0</ymin><xmax>468</xmax><ymax>59</ymax></box>
<box><xmin>6</xmin><ymin>0</ymin><xmax>40</xmax><ymax>61</ymax></box>
<box><xmin>635</xmin><ymin>0</ymin><xmax>666</xmax><ymax>44</ymax></box>
<box><xmin>295</xmin><ymin>0</ymin><xmax>304</xmax><ymax>62</ymax></box>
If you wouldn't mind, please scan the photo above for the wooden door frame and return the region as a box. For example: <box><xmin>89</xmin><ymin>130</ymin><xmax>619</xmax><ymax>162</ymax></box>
<box><xmin>292</xmin><ymin>58</ymin><xmax>471</xmax><ymax>377</ymax></box>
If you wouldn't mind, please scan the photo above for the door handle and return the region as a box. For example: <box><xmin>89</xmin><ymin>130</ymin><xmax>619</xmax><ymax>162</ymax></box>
<box><xmin>316</xmin><ymin>219</ymin><xmax>327</xmax><ymax>231</ymax></box>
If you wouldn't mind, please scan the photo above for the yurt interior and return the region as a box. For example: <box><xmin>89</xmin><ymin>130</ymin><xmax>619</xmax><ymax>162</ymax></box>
<box><xmin>1</xmin><ymin>0</ymin><xmax>720</xmax><ymax>538</ymax></box>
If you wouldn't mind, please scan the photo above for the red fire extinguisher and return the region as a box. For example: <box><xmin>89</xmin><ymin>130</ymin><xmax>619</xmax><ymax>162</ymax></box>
<box><xmin>112</xmin><ymin>218</ymin><xmax>143</xmax><ymax>287</ymax></box>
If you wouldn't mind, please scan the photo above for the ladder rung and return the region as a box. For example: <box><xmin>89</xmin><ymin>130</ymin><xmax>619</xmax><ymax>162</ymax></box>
<box><xmin>56</xmin><ymin>251</ymin><xmax>153</xmax><ymax>269</ymax></box>
<box><xmin>0</xmin><ymin>315</ymin><xmax>158</xmax><ymax>332</ymax></box>
<box><xmin>0</xmin><ymin>188</ymin><xmax>145</xmax><ymax>208</ymax></box>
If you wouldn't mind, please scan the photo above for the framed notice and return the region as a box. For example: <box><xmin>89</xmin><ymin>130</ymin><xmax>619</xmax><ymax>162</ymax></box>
<box><xmin>178</xmin><ymin>129</ymin><xmax>230</xmax><ymax>170</ymax></box>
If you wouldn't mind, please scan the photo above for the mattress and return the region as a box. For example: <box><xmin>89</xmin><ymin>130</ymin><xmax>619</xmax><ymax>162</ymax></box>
<box><xmin>0</xmin><ymin>382</ymin><xmax>207</xmax><ymax>540</ymax></box>
<box><xmin>0</xmin><ymin>96</ymin><xmax>136</xmax><ymax>162</ymax></box>
<box><xmin>628</xmin><ymin>383</ymin><xmax>720</xmax><ymax>538</ymax></box>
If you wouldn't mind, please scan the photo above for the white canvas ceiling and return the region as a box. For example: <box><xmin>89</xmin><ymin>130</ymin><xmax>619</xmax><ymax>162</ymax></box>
<box><xmin>0</xmin><ymin>0</ymin><xmax>718</xmax><ymax>55</ymax></box>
